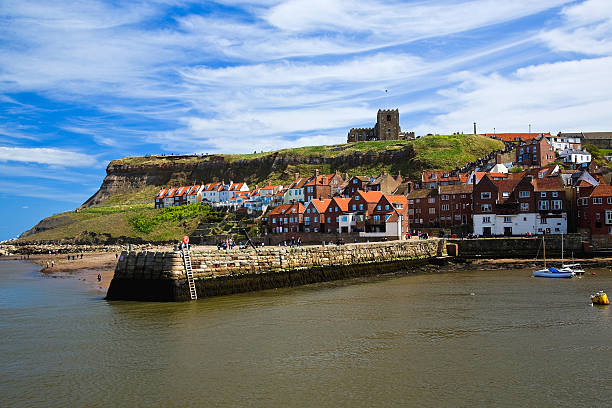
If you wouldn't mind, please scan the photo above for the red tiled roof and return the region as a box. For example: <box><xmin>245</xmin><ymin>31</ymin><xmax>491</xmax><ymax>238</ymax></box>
<box><xmin>269</xmin><ymin>203</ymin><xmax>293</xmax><ymax>215</ymax></box>
<box><xmin>533</xmin><ymin>177</ymin><xmax>563</xmax><ymax>192</ymax></box>
<box><xmin>358</xmin><ymin>190</ymin><xmax>384</xmax><ymax>203</ymax></box>
<box><xmin>332</xmin><ymin>197</ymin><xmax>351</xmax><ymax>212</ymax></box>
<box><xmin>308</xmin><ymin>198</ymin><xmax>331</xmax><ymax>213</ymax></box>
<box><xmin>589</xmin><ymin>183</ymin><xmax>612</xmax><ymax>197</ymax></box>
<box><xmin>422</xmin><ymin>170</ymin><xmax>459</xmax><ymax>183</ymax></box>
<box><xmin>485</xmin><ymin>133</ymin><xmax>550</xmax><ymax>143</ymax></box>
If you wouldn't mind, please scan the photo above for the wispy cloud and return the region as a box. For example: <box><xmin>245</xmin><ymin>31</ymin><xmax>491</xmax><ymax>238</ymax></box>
<box><xmin>0</xmin><ymin>147</ymin><xmax>98</xmax><ymax>167</ymax></box>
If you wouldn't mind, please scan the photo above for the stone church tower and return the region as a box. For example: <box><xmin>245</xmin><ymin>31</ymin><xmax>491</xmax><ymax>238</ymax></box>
<box><xmin>375</xmin><ymin>109</ymin><xmax>400</xmax><ymax>140</ymax></box>
<box><xmin>347</xmin><ymin>108</ymin><xmax>407</xmax><ymax>142</ymax></box>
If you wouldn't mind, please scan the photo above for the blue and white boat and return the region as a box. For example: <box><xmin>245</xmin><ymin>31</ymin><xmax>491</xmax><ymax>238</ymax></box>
<box><xmin>532</xmin><ymin>235</ymin><xmax>574</xmax><ymax>278</ymax></box>
<box><xmin>533</xmin><ymin>267</ymin><xmax>574</xmax><ymax>278</ymax></box>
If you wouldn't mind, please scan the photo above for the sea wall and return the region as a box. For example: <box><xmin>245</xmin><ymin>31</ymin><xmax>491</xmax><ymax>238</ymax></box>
<box><xmin>448</xmin><ymin>234</ymin><xmax>585</xmax><ymax>259</ymax></box>
<box><xmin>106</xmin><ymin>239</ymin><xmax>445</xmax><ymax>301</ymax></box>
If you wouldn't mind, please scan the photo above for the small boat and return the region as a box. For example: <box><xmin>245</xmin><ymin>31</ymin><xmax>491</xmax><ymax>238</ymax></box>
<box><xmin>533</xmin><ymin>267</ymin><xmax>574</xmax><ymax>279</ymax></box>
<box><xmin>560</xmin><ymin>235</ymin><xmax>585</xmax><ymax>276</ymax></box>
<box><xmin>590</xmin><ymin>291</ymin><xmax>610</xmax><ymax>305</ymax></box>
<box><xmin>532</xmin><ymin>236</ymin><xmax>574</xmax><ymax>278</ymax></box>
<box><xmin>560</xmin><ymin>263</ymin><xmax>585</xmax><ymax>276</ymax></box>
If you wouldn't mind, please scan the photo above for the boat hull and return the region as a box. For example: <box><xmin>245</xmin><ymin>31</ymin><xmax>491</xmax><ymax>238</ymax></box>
<box><xmin>533</xmin><ymin>269</ymin><xmax>574</xmax><ymax>278</ymax></box>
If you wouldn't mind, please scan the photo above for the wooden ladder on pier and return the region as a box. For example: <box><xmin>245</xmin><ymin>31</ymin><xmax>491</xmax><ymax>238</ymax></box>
<box><xmin>182</xmin><ymin>248</ymin><xmax>198</xmax><ymax>300</ymax></box>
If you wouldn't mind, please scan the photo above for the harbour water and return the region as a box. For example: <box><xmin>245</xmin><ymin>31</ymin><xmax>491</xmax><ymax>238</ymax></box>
<box><xmin>1</xmin><ymin>260</ymin><xmax>611</xmax><ymax>407</ymax></box>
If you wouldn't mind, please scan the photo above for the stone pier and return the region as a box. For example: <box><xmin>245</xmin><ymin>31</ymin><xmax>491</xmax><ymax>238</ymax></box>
<box><xmin>106</xmin><ymin>239</ymin><xmax>445</xmax><ymax>301</ymax></box>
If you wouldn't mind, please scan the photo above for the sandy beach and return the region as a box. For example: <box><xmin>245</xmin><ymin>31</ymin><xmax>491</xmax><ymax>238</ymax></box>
<box><xmin>3</xmin><ymin>252</ymin><xmax>119</xmax><ymax>293</ymax></box>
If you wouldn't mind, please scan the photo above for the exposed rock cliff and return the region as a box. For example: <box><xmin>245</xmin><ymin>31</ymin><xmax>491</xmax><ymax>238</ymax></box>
<box><xmin>81</xmin><ymin>147</ymin><xmax>420</xmax><ymax>207</ymax></box>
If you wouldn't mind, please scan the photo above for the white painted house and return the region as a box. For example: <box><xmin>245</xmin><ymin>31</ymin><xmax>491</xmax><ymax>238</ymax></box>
<box><xmin>559</xmin><ymin>148</ymin><xmax>591</xmax><ymax>165</ymax></box>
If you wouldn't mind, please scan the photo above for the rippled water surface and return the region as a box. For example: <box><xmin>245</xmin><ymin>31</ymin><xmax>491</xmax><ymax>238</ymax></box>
<box><xmin>1</xmin><ymin>260</ymin><xmax>611</xmax><ymax>407</ymax></box>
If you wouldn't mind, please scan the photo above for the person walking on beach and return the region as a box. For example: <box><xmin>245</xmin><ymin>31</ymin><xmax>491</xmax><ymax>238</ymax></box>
<box><xmin>97</xmin><ymin>274</ymin><xmax>102</xmax><ymax>282</ymax></box>
<box><xmin>51</xmin><ymin>261</ymin><xmax>54</xmax><ymax>267</ymax></box>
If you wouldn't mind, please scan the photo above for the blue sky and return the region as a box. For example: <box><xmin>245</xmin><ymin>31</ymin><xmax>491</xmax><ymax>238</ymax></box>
<box><xmin>1</xmin><ymin>0</ymin><xmax>611</xmax><ymax>240</ymax></box>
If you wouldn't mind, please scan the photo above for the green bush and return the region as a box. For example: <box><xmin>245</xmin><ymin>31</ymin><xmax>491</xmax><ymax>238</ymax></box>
<box><xmin>128</xmin><ymin>203</ymin><xmax>219</xmax><ymax>233</ymax></box>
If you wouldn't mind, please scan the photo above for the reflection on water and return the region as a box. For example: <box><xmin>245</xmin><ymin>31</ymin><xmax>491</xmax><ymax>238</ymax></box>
<box><xmin>1</xmin><ymin>260</ymin><xmax>612</xmax><ymax>407</ymax></box>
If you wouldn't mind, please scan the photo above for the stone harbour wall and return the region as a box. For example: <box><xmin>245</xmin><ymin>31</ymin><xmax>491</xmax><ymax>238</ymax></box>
<box><xmin>448</xmin><ymin>234</ymin><xmax>585</xmax><ymax>259</ymax></box>
<box><xmin>106</xmin><ymin>239</ymin><xmax>445</xmax><ymax>301</ymax></box>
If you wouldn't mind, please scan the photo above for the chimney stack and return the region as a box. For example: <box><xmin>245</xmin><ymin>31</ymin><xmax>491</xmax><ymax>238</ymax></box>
<box><xmin>496</xmin><ymin>153</ymin><xmax>502</xmax><ymax>164</ymax></box>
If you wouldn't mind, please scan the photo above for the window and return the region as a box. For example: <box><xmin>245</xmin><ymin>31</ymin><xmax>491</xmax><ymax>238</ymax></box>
<box><xmin>540</xmin><ymin>217</ymin><xmax>547</xmax><ymax>224</ymax></box>
<box><xmin>373</xmin><ymin>215</ymin><xmax>380</xmax><ymax>221</ymax></box>
<box><xmin>608</xmin><ymin>197</ymin><xmax>612</xmax><ymax>204</ymax></box>
<box><xmin>552</xmin><ymin>200</ymin><xmax>562</xmax><ymax>210</ymax></box>
<box><xmin>520</xmin><ymin>203</ymin><xmax>529</xmax><ymax>211</ymax></box>
<box><xmin>461</xmin><ymin>194</ymin><xmax>466</xmax><ymax>199</ymax></box>
<box><xmin>304</xmin><ymin>217</ymin><xmax>310</xmax><ymax>223</ymax></box>
<box><xmin>428</xmin><ymin>197</ymin><xmax>436</xmax><ymax>204</ymax></box>
<box><xmin>272</xmin><ymin>218</ymin><xmax>276</xmax><ymax>224</ymax></box>
<box><xmin>540</xmin><ymin>192</ymin><xmax>547</xmax><ymax>198</ymax></box>
<box><xmin>504</xmin><ymin>216</ymin><xmax>512</xmax><ymax>223</ymax></box>
<box><xmin>596</xmin><ymin>213</ymin><xmax>601</xmax><ymax>221</ymax></box>
<box><xmin>385</xmin><ymin>204</ymin><xmax>390</xmax><ymax>210</ymax></box>
<box><xmin>539</xmin><ymin>201</ymin><xmax>549</xmax><ymax>210</ymax></box>
<box><xmin>353</xmin><ymin>179</ymin><xmax>357</xmax><ymax>184</ymax></box>
<box><xmin>442</xmin><ymin>204</ymin><xmax>450</xmax><ymax>211</ymax></box>
<box><xmin>481</xmin><ymin>192</ymin><xmax>491</xmax><ymax>199</ymax></box>
<box><xmin>314</xmin><ymin>217</ymin><xmax>318</xmax><ymax>223</ymax></box>
<box><xmin>441</xmin><ymin>195</ymin><xmax>449</xmax><ymax>200</ymax></box>
<box><xmin>355</xmin><ymin>196</ymin><xmax>360</xmax><ymax>200</ymax></box>
<box><xmin>483</xmin><ymin>216</ymin><xmax>491</xmax><ymax>224</ymax></box>
<box><xmin>359</xmin><ymin>204</ymin><xmax>364</xmax><ymax>210</ymax></box>
<box><xmin>519</xmin><ymin>191</ymin><xmax>530</xmax><ymax>198</ymax></box>
<box><xmin>352</xmin><ymin>204</ymin><xmax>356</xmax><ymax>210</ymax></box>
<box><xmin>377</xmin><ymin>205</ymin><xmax>381</xmax><ymax>210</ymax></box>
<box><xmin>416</xmin><ymin>199</ymin><xmax>420</xmax><ymax>203</ymax></box>
<box><xmin>552</xmin><ymin>192</ymin><xmax>559</xmax><ymax>197</ymax></box>
<box><xmin>429</xmin><ymin>208</ymin><xmax>436</xmax><ymax>214</ymax></box>
<box><xmin>593</xmin><ymin>198</ymin><xmax>603</xmax><ymax>204</ymax></box>
<box><xmin>502</xmin><ymin>192</ymin><xmax>509</xmax><ymax>198</ymax></box>
<box><xmin>481</xmin><ymin>204</ymin><xmax>492</xmax><ymax>212</ymax></box>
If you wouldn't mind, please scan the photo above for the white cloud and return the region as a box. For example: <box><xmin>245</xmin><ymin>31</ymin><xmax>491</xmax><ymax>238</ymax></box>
<box><xmin>0</xmin><ymin>147</ymin><xmax>98</xmax><ymax>167</ymax></box>
<box><xmin>539</xmin><ymin>0</ymin><xmax>612</xmax><ymax>55</ymax></box>
<box><xmin>416</xmin><ymin>57</ymin><xmax>612</xmax><ymax>135</ymax></box>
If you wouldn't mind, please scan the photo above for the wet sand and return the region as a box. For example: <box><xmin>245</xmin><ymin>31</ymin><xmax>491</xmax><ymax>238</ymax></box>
<box><xmin>4</xmin><ymin>252</ymin><xmax>119</xmax><ymax>293</ymax></box>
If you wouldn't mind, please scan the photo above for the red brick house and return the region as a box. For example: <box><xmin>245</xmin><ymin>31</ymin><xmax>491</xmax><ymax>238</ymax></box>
<box><xmin>438</xmin><ymin>184</ymin><xmax>473</xmax><ymax>227</ymax></box>
<box><xmin>421</xmin><ymin>170</ymin><xmax>462</xmax><ymax>189</ymax></box>
<box><xmin>304</xmin><ymin>170</ymin><xmax>332</xmax><ymax>201</ymax></box>
<box><xmin>343</xmin><ymin>176</ymin><xmax>370</xmax><ymax>196</ymax></box>
<box><xmin>472</xmin><ymin>174</ymin><xmax>568</xmax><ymax>236</ymax></box>
<box><xmin>576</xmin><ymin>183</ymin><xmax>612</xmax><ymax>245</ymax></box>
<box><xmin>321</xmin><ymin>197</ymin><xmax>351</xmax><ymax>233</ymax></box>
<box><xmin>303</xmin><ymin>199</ymin><xmax>331</xmax><ymax>233</ymax></box>
<box><xmin>407</xmin><ymin>189</ymin><xmax>438</xmax><ymax>227</ymax></box>
<box><xmin>268</xmin><ymin>203</ymin><xmax>305</xmax><ymax>233</ymax></box>
<box><xmin>368</xmin><ymin>195</ymin><xmax>409</xmax><ymax>236</ymax></box>
<box><xmin>516</xmin><ymin>136</ymin><xmax>556</xmax><ymax>167</ymax></box>
<box><xmin>346</xmin><ymin>191</ymin><xmax>383</xmax><ymax>232</ymax></box>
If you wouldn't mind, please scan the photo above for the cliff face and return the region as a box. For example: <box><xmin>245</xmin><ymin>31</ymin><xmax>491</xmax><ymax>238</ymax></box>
<box><xmin>81</xmin><ymin>147</ymin><xmax>418</xmax><ymax>207</ymax></box>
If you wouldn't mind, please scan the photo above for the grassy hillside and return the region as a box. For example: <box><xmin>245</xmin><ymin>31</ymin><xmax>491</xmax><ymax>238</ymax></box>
<box><xmin>117</xmin><ymin>134</ymin><xmax>501</xmax><ymax>168</ymax></box>
<box><xmin>20</xmin><ymin>134</ymin><xmax>503</xmax><ymax>243</ymax></box>
<box><xmin>19</xmin><ymin>203</ymin><xmax>245</xmax><ymax>243</ymax></box>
